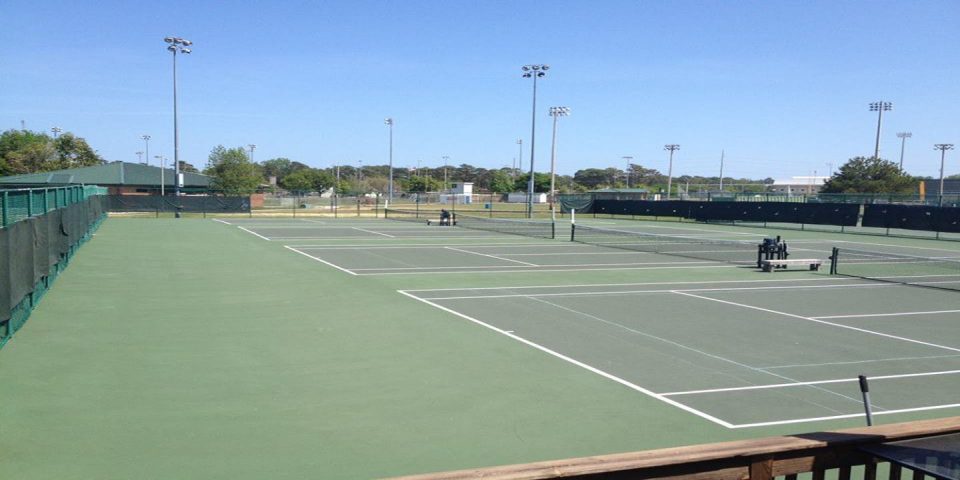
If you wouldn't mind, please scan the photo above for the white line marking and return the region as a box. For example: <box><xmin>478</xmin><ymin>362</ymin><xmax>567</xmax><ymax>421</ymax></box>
<box><xmin>298</xmin><ymin>219</ymin><xmax>328</xmax><ymax>224</ymax></box>
<box><xmin>289</xmin><ymin>242</ymin><xmax>559</xmax><ymax>249</ymax></box>
<box><xmin>351</xmin><ymin>227</ymin><xmax>395</xmax><ymax>238</ymax></box>
<box><xmin>355</xmin><ymin>265</ymin><xmax>741</xmax><ymax>276</ymax></box>
<box><xmin>283</xmin><ymin>246</ymin><xmax>357</xmax><ymax>275</ymax></box>
<box><xmin>211</xmin><ymin>218</ymin><xmax>233</xmax><ymax>225</ymax></box>
<box><xmin>396</xmin><ymin>290</ymin><xmax>735</xmax><ymax>428</ymax></box>
<box><xmin>404</xmin><ymin>277</ymin><xmax>860</xmax><ymax>293</ymax></box>
<box><xmin>352</xmin><ymin>260</ymin><xmax>715</xmax><ymax>271</ymax></box>
<box><xmin>812</xmin><ymin>309</ymin><xmax>960</xmax><ymax>320</ymax></box>
<box><xmin>760</xmin><ymin>353</ymin><xmax>960</xmax><ymax>370</ymax></box>
<box><xmin>422</xmin><ymin>282</ymin><xmax>893</xmax><ymax>301</ymax></box>
<box><xmin>661</xmin><ymin>369</ymin><xmax>960</xmax><ymax>396</ymax></box>
<box><xmin>237</xmin><ymin>226</ymin><xmax>271</xmax><ymax>241</ymax></box>
<box><xmin>444</xmin><ymin>246</ymin><xmax>540</xmax><ymax>266</ymax></box>
<box><xmin>731</xmin><ymin>403</ymin><xmax>960</xmax><ymax>429</ymax></box>
<box><xmin>673</xmin><ymin>291</ymin><xmax>960</xmax><ymax>354</ymax></box>
<box><xmin>268</xmin><ymin>236</ymin><xmax>504</xmax><ymax>241</ymax></box>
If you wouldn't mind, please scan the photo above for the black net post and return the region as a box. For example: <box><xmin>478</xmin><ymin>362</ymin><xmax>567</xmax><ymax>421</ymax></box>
<box><xmin>829</xmin><ymin>247</ymin><xmax>839</xmax><ymax>275</ymax></box>
<box><xmin>570</xmin><ymin>222</ymin><xmax>576</xmax><ymax>242</ymax></box>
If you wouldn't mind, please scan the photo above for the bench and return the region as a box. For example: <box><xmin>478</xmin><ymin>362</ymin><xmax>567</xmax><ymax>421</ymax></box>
<box><xmin>425</xmin><ymin>219</ymin><xmax>455</xmax><ymax>226</ymax></box>
<box><xmin>761</xmin><ymin>258</ymin><xmax>822</xmax><ymax>272</ymax></box>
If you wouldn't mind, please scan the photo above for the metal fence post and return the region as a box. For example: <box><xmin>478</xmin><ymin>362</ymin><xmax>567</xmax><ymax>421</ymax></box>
<box><xmin>27</xmin><ymin>189</ymin><xmax>33</xmax><ymax>217</ymax></box>
<box><xmin>1</xmin><ymin>191</ymin><xmax>8</xmax><ymax>227</ymax></box>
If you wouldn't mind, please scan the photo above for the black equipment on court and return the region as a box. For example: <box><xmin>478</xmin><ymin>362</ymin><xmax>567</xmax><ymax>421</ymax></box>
<box><xmin>757</xmin><ymin>236</ymin><xmax>788</xmax><ymax>269</ymax></box>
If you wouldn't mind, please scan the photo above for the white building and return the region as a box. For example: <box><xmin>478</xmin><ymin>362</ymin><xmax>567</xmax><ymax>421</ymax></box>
<box><xmin>439</xmin><ymin>182</ymin><xmax>473</xmax><ymax>204</ymax></box>
<box><xmin>769</xmin><ymin>176</ymin><xmax>830</xmax><ymax>195</ymax></box>
<box><xmin>506</xmin><ymin>192</ymin><xmax>547</xmax><ymax>203</ymax></box>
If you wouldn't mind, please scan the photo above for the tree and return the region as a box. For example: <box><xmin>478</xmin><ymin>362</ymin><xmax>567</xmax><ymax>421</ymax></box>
<box><xmin>0</xmin><ymin>129</ymin><xmax>102</xmax><ymax>175</ymax></box>
<box><xmin>204</xmin><ymin>145</ymin><xmax>263</xmax><ymax>195</ymax></box>
<box><xmin>515</xmin><ymin>172</ymin><xmax>551</xmax><ymax>193</ymax></box>
<box><xmin>821</xmin><ymin>157</ymin><xmax>916</xmax><ymax>194</ymax></box>
<box><xmin>489</xmin><ymin>170</ymin><xmax>516</xmax><ymax>193</ymax></box>
<box><xmin>280</xmin><ymin>169</ymin><xmax>315</xmax><ymax>193</ymax></box>
<box><xmin>405</xmin><ymin>176</ymin><xmax>442</xmax><ymax>193</ymax></box>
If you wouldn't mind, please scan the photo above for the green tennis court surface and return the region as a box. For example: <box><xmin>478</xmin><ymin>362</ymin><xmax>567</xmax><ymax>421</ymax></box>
<box><xmin>3</xmin><ymin>216</ymin><xmax>960</xmax><ymax>478</ymax></box>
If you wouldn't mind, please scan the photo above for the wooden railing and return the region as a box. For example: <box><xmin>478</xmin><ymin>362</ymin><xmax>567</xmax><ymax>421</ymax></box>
<box><xmin>387</xmin><ymin>416</ymin><xmax>960</xmax><ymax>479</ymax></box>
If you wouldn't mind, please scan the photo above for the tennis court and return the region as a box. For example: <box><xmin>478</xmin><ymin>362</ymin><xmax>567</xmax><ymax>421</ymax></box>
<box><xmin>221</xmin><ymin>215</ymin><xmax>960</xmax><ymax>430</ymax></box>
<box><xmin>6</xmin><ymin>215</ymin><xmax>960</xmax><ymax>478</ymax></box>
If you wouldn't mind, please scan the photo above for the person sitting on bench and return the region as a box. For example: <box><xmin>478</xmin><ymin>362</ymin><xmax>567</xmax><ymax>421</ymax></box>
<box><xmin>439</xmin><ymin>209</ymin><xmax>452</xmax><ymax>226</ymax></box>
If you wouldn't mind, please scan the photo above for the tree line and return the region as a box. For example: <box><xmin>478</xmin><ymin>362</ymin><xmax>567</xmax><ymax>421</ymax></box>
<box><xmin>2</xmin><ymin>129</ymin><xmax>943</xmax><ymax>196</ymax></box>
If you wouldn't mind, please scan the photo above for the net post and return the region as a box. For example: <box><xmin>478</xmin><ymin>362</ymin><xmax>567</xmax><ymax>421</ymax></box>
<box><xmin>1</xmin><ymin>191</ymin><xmax>8</xmax><ymax>227</ymax></box>
<box><xmin>829</xmin><ymin>247</ymin><xmax>839</xmax><ymax>275</ymax></box>
<box><xmin>27</xmin><ymin>189</ymin><xmax>33</xmax><ymax>218</ymax></box>
<box><xmin>859</xmin><ymin>375</ymin><xmax>873</xmax><ymax>426</ymax></box>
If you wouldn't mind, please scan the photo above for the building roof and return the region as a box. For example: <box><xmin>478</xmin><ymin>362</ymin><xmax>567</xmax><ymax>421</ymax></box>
<box><xmin>0</xmin><ymin>162</ymin><xmax>212</xmax><ymax>187</ymax></box>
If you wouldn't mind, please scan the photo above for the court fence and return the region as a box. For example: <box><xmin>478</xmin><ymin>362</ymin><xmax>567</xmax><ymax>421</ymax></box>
<box><xmin>389</xmin><ymin>416</ymin><xmax>960</xmax><ymax>480</ymax></box>
<box><xmin>1</xmin><ymin>186</ymin><xmax>108</xmax><ymax>349</ymax></box>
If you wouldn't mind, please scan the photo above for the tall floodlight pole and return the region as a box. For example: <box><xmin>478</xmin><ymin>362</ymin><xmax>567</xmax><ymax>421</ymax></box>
<box><xmin>621</xmin><ymin>155</ymin><xmax>633</xmax><ymax>189</ymax></box>
<box><xmin>516</xmin><ymin>138</ymin><xmax>523</xmax><ymax>179</ymax></box>
<box><xmin>155</xmin><ymin>155</ymin><xmax>166</xmax><ymax>196</ymax></box>
<box><xmin>385</xmin><ymin>118</ymin><xmax>394</xmax><ymax>205</ymax></box>
<box><xmin>136</xmin><ymin>151</ymin><xmax>144</xmax><ymax>163</ymax></box>
<box><xmin>897</xmin><ymin>132</ymin><xmax>912</xmax><ymax>171</ymax></box>
<box><xmin>719</xmin><ymin>150</ymin><xmax>725</xmax><ymax>191</ymax></box>
<box><xmin>935</xmin><ymin>144</ymin><xmax>955</xmax><ymax>206</ymax></box>
<box><xmin>664</xmin><ymin>144</ymin><xmax>680</xmax><ymax>199</ymax></box>
<box><xmin>522</xmin><ymin>64</ymin><xmax>548</xmax><ymax>218</ymax></box>
<box><xmin>248</xmin><ymin>144</ymin><xmax>256</xmax><ymax>163</ymax></box>
<box><xmin>441</xmin><ymin>155</ymin><xmax>450</xmax><ymax>192</ymax></box>
<box><xmin>51</xmin><ymin>127</ymin><xmax>62</xmax><ymax>138</ymax></box>
<box><xmin>869</xmin><ymin>101</ymin><xmax>892</xmax><ymax>159</ymax></box>
<box><xmin>165</xmin><ymin>36</ymin><xmax>192</xmax><ymax>215</ymax></box>
<box><xmin>548</xmin><ymin>107</ymin><xmax>570</xmax><ymax>210</ymax></box>
<box><xmin>141</xmin><ymin>134</ymin><xmax>151</xmax><ymax>167</ymax></box>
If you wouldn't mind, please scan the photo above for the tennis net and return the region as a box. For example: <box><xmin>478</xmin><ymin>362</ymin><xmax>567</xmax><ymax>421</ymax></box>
<box><xmin>829</xmin><ymin>247</ymin><xmax>960</xmax><ymax>292</ymax></box>
<box><xmin>570</xmin><ymin>224</ymin><xmax>763</xmax><ymax>266</ymax></box>
<box><xmin>384</xmin><ymin>208</ymin><xmax>555</xmax><ymax>239</ymax></box>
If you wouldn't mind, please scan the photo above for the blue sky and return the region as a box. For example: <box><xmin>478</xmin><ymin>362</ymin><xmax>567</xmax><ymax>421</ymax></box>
<box><xmin>1</xmin><ymin>0</ymin><xmax>958</xmax><ymax>179</ymax></box>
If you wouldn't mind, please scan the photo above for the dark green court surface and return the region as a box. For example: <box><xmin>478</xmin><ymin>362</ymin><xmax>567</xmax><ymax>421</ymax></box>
<box><xmin>2</xmin><ymin>217</ymin><xmax>960</xmax><ymax>478</ymax></box>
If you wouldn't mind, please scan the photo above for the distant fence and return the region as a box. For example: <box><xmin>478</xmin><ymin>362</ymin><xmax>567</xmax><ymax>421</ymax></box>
<box><xmin>561</xmin><ymin>192</ymin><xmax>960</xmax><ymax>205</ymax></box>
<box><xmin>108</xmin><ymin>195</ymin><xmax>251</xmax><ymax>214</ymax></box>
<box><xmin>1</xmin><ymin>186</ymin><xmax>108</xmax><ymax>349</ymax></box>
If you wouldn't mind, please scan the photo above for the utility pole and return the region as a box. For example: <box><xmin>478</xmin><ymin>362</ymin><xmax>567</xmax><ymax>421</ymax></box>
<box><xmin>51</xmin><ymin>127</ymin><xmax>62</xmax><ymax>138</ymax></box>
<box><xmin>719</xmin><ymin>150</ymin><xmax>725</xmax><ymax>191</ymax></box>
<box><xmin>516</xmin><ymin>139</ymin><xmax>523</xmax><ymax>179</ymax></box>
<box><xmin>869</xmin><ymin>101</ymin><xmax>892</xmax><ymax>159</ymax></box>
<box><xmin>935</xmin><ymin>144</ymin><xmax>955</xmax><ymax>206</ymax></box>
<box><xmin>622</xmin><ymin>155</ymin><xmax>633</xmax><ymax>188</ymax></box>
<box><xmin>664</xmin><ymin>144</ymin><xmax>680</xmax><ymax>199</ymax></box>
<box><xmin>897</xmin><ymin>132</ymin><xmax>912</xmax><ymax>171</ymax></box>
<box><xmin>136</xmin><ymin>151</ymin><xmax>144</xmax><ymax>163</ymax></box>
<box><xmin>384</xmin><ymin>118</ymin><xmax>394</xmax><ymax>205</ymax></box>
<box><xmin>549</xmin><ymin>107</ymin><xmax>570</xmax><ymax>209</ymax></box>
<box><xmin>142</xmin><ymin>134</ymin><xmax>151</xmax><ymax>167</ymax></box>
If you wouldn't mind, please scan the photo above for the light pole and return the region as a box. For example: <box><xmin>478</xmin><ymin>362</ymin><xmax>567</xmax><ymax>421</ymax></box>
<box><xmin>136</xmin><ymin>151</ymin><xmax>144</xmax><ymax>164</ymax></box>
<box><xmin>522</xmin><ymin>64</ymin><xmax>548</xmax><ymax>218</ymax></box>
<box><xmin>141</xmin><ymin>134</ymin><xmax>151</xmax><ymax>167</ymax></box>
<box><xmin>248</xmin><ymin>144</ymin><xmax>256</xmax><ymax>163</ymax></box>
<box><xmin>165</xmin><ymin>36</ymin><xmax>191</xmax><ymax>215</ymax></box>
<box><xmin>441</xmin><ymin>156</ymin><xmax>450</xmax><ymax>191</ymax></box>
<box><xmin>897</xmin><ymin>132</ymin><xmax>912</xmax><ymax>171</ymax></box>
<box><xmin>547</xmin><ymin>107</ymin><xmax>570</xmax><ymax>210</ymax></box>
<box><xmin>385</xmin><ymin>118</ymin><xmax>394</xmax><ymax>205</ymax></box>
<box><xmin>719</xmin><ymin>150</ymin><xmax>725</xmax><ymax>191</ymax></box>
<box><xmin>516</xmin><ymin>138</ymin><xmax>523</xmax><ymax>179</ymax></box>
<box><xmin>51</xmin><ymin>127</ymin><xmax>62</xmax><ymax>138</ymax></box>
<box><xmin>154</xmin><ymin>155</ymin><xmax>166</xmax><ymax>196</ymax></box>
<box><xmin>869</xmin><ymin>101</ymin><xmax>892</xmax><ymax>160</ymax></box>
<box><xmin>621</xmin><ymin>155</ymin><xmax>633</xmax><ymax>189</ymax></box>
<box><xmin>935</xmin><ymin>144</ymin><xmax>954</xmax><ymax>206</ymax></box>
<box><xmin>664</xmin><ymin>144</ymin><xmax>680</xmax><ymax>199</ymax></box>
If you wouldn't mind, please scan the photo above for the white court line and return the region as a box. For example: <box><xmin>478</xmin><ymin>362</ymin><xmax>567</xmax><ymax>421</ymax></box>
<box><xmin>732</xmin><ymin>403</ymin><xmax>960</xmax><ymax>429</ymax></box>
<box><xmin>760</xmin><ymin>353</ymin><xmax>960</xmax><ymax>370</ymax></box>
<box><xmin>661</xmin><ymin>369</ymin><xmax>960</xmax><ymax>396</ymax></box>
<box><xmin>352</xmin><ymin>227</ymin><xmax>395</xmax><ymax>238</ymax></box>
<box><xmin>812</xmin><ymin>309</ymin><xmax>960</xmax><ymax>320</ymax></box>
<box><xmin>298</xmin><ymin>219</ymin><xmax>327</xmax><ymax>224</ymax></box>
<box><xmin>673</xmin><ymin>291</ymin><xmax>960</xmax><ymax>354</ymax></box>
<box><xmin>283</xmin><ymin>246</ymin><xmax>358</xmax><ymax>275</ymax></box>
<box><xmin>421</xmin><ymin>282</ymin><xmax>893</xmax><ymax>301</ymax></box>
<box><xmin>355</xmin><ymin>265</ymin><xmax>741</xmax><ymax>276</ymax></box>
<box><xmin>607</xmin><ymin>223</ymin><xmax>760</xmax><ymax>237</ymax></box>
<box><xmin>237</xmin><ymin>226</ymin><xmax>271</xmax><ymax>241</ymax></box>
<box><xmin>396</xmin><ymin>290</ymin><xmax>735</xmax><ymax>428</ymax></box>
<box><xmin>268</xmin><ymin>236</ymin><xmax>504</xmax><ymax>241</ymax></box>
<box><xmin>287</xmin><ymin>242</ymin><xmax>560</xmax><ymax>249</ymax></box>
<box><xmin>351</xmin><ymin>260</ymin><xmax>712</xmax><ymax>272</ymax></box>
<box><xmin>503</xmin><ymin>251</ymin><xmax>654</xmax><ymax>256</ymax></box>
<box><xmin>211</xmin><ymin>218</ymin><xmax>232</xmax><ymax>225</ymax></box>
<box><xmin>403</xmin><ymin>277</ymin><xmax>861</xmax><ymax>293</ymax></box>
<box><xmin>443</xmin><ymin>247</ymin><xmax>540</xmax><ymax>266</ymax></box>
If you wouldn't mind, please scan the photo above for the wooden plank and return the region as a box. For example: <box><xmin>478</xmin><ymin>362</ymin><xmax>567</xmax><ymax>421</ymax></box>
<box><xmin>386</xmin><ymin>417</ymin><xmax>960</xmax><ymax>480</ymax></box>
<box><xmin>749</xmin><ymin>456</ymin><xmax>773</xmax><ymax>480</ymax></box>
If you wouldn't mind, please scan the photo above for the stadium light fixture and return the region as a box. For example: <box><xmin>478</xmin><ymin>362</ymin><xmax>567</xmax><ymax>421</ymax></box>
<box><xmin>869</xmin><ymin>101</ymin><xmax>892</xmax><ymax>160</ymax></box>
<box><xmin>896</xmin><ymin>132</ymin><xmax>912</xmax><ymax>171</ymax></box>
<box><xmin>141</xmin><ymin>134</ymin><xmax>151</xmax><ymax>167</ymax></box>
<box><xmin>51</xmin><ymin>126</ymin><xmax>62</xmax><ymax>138</ymax></box>
<box><xmin>521</xmin><ymin>64</ymin><xmax>549</xmax><ymax>218</ymax></box>
<box><xmin>547</xmin><ymin>106</ymin><xmax>570</xmax><ymax>210</ymax></box>
<box><xmin>165</xmin><ymin>36</ymin><xmax>192</xmax><ymax>216</ymax></box>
